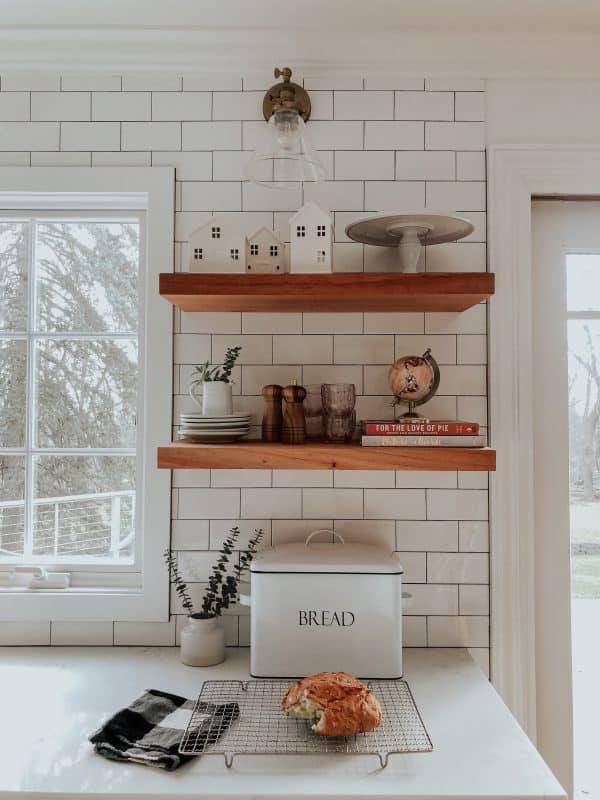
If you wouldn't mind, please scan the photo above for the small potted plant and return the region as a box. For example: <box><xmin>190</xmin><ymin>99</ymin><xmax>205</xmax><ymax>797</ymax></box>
<box><xmin>164</xmin><ymin>526</ymin><xmax>263</xmax><ymax>666</ymax></box>
<box><xmin>189</xmin><ymin>345</ymin><xmax>241</xmax><ymax>416</ymax></box>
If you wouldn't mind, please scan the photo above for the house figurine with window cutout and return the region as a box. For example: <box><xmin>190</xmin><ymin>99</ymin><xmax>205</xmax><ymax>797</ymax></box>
<box><xmin>246</xmin><ymin>227</ymin><xmax>286</xmax><ymax>273</ymax></box>
<box><xmin>188</xmin><ymin>215</ymin><xmax>246</xmax><ymax>273</ymax></box>
<box><xmin>289</xmin><ymin>202</ymin><xmax>333</xmax><ymax>273</ymax></box>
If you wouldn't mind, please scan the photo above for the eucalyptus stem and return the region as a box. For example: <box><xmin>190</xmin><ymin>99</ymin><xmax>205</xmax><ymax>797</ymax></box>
<box><xmin>190</xmin><ymin>345</ymin><xmax>242</xmax><ymax>385</ymax></box>
<box><xmin>163</xmin><ymin>548</ymin><xmax>194</xmax><ymax>615</ymax></box>
<box><xmin>164</xmin><ymin>526</ymin><xmax>264</xmax><ymax>619</ymax></box>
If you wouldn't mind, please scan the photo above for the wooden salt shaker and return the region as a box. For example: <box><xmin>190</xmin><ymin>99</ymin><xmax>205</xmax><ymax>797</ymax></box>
<box><xmin>261</xmin><ymin>384</ymin><xmax>283</xmax><ymax>442</ymax></box>
<box><xmin>282</xmin><ymin>381</ymin><xmax>307</xmax><ymax>444</ymax></box>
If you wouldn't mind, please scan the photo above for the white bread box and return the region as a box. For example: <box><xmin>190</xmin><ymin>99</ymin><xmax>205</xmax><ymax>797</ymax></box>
<box><xmin>241</xmin><ymin>530</ymin><xmax>403</xmax><ymax>679</ymax></box>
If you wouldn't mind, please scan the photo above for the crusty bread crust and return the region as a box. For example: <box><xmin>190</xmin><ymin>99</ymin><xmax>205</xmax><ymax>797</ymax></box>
<box><xmin>282</xmin><ymin>671</ymin><xmax>382</xmax><ymax>736</ymax></box>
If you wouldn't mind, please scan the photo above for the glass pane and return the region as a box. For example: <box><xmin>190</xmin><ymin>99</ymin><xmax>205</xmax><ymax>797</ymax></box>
<box><xmin>35</xmin><ymin>338</ymin><xmax>137</xmax><ymax>448</ymax></box>
<box><xmin>0</xmin><ymin>455</ymin><xmax>25</xmax><ymax>559</ymax></box>
<box><xmin>33</xmin><ymin>455</ymin><xmax>135</xmax><ymax>561</ymax></box>
<box><xmin>567</xmin><ymin>253</ymin><xmax>600</xmax><ymax>312</ymax></box>
<box><xmin>568</xmin><ymin>319</ymin><xmax>600</xmax><ymax>599</ymax></box>
<box><xmin>568</xmin><ymin>318</ymin><xmax>600</xmax><ymax>800</ymax></box>
<box><xmin>0</xmin><ymin>339</ymin><xmax>27</xmax><ymax>447</ymax></box>
<box><xmin>35</xmin><ymin>221</ymin><xmax>139</xmax><ymax>333</ymax></box>
<box><xmin>0</xmin><ymin>221</ymin><xmax>28</xmax><ymax>331</ymax></box>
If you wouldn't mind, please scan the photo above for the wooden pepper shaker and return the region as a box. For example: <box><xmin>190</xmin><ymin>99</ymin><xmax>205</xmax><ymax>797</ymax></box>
<box><xmin>261</xmin><ymin>384</ymin><xmax>283</xmax><ymax>442</ymax></box>
<box><xmin>282</xmin><ymin>381</ymin><xmax>307</xmax><ymax>444</ymax></box>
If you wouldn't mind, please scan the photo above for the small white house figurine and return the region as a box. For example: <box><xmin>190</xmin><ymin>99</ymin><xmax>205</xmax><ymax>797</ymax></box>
<box><xmin>188</xmin><ymin>215</ymin><xmax>246</xmax><ymax>273</ymax></box>
<box><xmin>289</xmin><ymin>202</ymin><xmax>333</xmax><ymax>274</ymax></box>
<box><xmin>246</xmin><ymin>227</ymin><xmax>285</xmax><ymax>273</ymax></box>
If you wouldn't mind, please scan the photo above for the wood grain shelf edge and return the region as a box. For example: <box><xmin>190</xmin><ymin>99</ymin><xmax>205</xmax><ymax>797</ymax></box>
<box><xmin>159</xmin><ymin>272</ymin><xmax>495</xmax><ymax>313</ymax></box>
<box><xmin>157</xmin><ymin>441</ymin><xmax>496</xmax><ymax>471</ymax></box>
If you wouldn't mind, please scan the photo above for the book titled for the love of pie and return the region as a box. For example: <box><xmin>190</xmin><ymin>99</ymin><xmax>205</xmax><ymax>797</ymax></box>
<box><xmin>361</xmin><ymin>420</ymin><xmax>480</xmax><ymax>436</ymax></box>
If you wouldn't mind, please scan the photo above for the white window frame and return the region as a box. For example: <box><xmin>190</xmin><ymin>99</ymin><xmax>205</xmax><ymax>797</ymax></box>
<box><xmin>1</xmin><ymin>208</ymin><xmax>142</xmax><ymax>573</ymax></box>
<box><xmin>488</xmin><ymin>144</ymin><xmax>600</xmax><ymax>740</ymax></box>
<box><xmin>0</xmin><ymin>167</ymin><xmax>174</xmax><ymax>621</ymax></box>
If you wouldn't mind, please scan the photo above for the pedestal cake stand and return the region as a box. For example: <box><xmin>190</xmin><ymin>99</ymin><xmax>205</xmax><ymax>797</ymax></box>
<box><xmin>345</xmin><ymin>211</ymin><xmax>474</xmax><ymax>272</ymax></box>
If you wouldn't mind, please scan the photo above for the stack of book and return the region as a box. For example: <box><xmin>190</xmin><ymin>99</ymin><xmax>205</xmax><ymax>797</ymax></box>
<box><xmin>361</xmin><ymin>419</ymin><xmax>485</xmax><ymax>447</ymax></box>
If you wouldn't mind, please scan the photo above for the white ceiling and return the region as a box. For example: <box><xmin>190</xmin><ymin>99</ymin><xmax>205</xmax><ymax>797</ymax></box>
<box><xmin>1</xmin><ymin>0</ymin><xmax>600</xmax><ymax>75</ymax></box>
<box><xmin>2</xmin><ymin>0</ymin><xmax>600</xmax><ymax>34</ymax></box>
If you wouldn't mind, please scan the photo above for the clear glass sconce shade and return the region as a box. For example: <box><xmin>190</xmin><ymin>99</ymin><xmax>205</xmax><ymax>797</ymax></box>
<box><xmin>243</xmin><ymin>108</ymin><xmax>327</xmax><ymax>188</ymax></box>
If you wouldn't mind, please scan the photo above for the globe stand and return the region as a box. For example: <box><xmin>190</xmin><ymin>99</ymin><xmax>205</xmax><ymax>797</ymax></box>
<box><xmin>397</xmin><ymin>400</ymin><xmax>422</xmax><ymax>419</ymax></box>
<box><xmin>388</xmin><ymin>348</ymin><xmax>441</xmax><ymax>420</ymax></box>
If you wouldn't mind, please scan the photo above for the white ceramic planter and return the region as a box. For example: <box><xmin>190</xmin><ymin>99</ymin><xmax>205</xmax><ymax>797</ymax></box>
<box><xmin>190</xmin><ymin>381</ymin><xmax>233</xmax><ymax>416</ymax></box>
<box><xmin>180</xmin><ymin>616</ymin><xmax>225</xmax><ymax>667</ymax></box>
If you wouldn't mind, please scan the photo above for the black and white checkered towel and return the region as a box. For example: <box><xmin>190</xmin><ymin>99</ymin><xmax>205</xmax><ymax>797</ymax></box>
<box><xmin>89</xmin><ymin>689</ymin><xmax>239</xmax><ymax>771</ymax></box>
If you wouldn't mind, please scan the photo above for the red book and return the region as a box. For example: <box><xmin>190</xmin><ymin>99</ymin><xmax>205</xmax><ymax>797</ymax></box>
<box><xmin>362</xmin><ymin>420</ymin><xmax>480</xmax><ymax>436</ymax></box>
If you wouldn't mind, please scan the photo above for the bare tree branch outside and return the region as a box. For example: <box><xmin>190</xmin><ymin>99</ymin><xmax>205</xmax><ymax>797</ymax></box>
<box><xmin>0</xmin><ymin>218</ymin><xmax>139</xmax><ymax>562</ymax></box>
<box><xmin>567</xmin><ymin>255</ymin><xmax>600</xmax><ymax>599</ymax></box>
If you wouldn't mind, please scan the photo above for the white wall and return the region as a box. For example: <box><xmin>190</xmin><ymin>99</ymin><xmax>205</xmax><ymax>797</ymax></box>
<box><xmin>487</xmin><ymin>78</ymin><xmax>600</xmax><ymax>144</ymax></box>
<box><xmin>0</xmin><ymin>73</ymin><xmax>489</xmax><ymax>671</ymax></box>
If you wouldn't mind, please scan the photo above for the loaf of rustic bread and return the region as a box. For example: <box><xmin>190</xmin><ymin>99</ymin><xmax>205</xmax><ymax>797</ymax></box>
<box><xmin>281</xmin><ymin>671</ymin><xmax>382</xmax><ymax>736</ymax></box>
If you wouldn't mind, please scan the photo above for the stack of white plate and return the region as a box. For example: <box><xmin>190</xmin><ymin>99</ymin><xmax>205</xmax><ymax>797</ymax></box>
<box><xmin>178</xmin><ymin>412</ymin><xmax>252</xmax><ymax>443</ymax></box>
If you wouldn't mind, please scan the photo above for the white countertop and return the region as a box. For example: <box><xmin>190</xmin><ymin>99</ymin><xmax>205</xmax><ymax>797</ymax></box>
<box><xmin>0</xmin><ymin>646</ymin><xmax>564</xmax><ymax>800</ymax></box>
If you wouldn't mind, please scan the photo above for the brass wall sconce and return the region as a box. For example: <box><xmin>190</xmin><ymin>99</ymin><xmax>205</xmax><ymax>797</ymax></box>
<box><xmin>244</xmin><ymin>67</ymin><xmax>326</xmax><ymax>188</ymax></box>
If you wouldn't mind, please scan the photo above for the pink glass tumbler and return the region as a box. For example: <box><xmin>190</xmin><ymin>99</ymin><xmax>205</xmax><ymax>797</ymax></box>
<box><xmin>304</xmin><ymin>384</ymin><xmax>324</xmax><ymax>439</ymax></box>
<box><xmin>321</xmin><ymin>383</ymin><xmax>356</xmax><ymax>443</ymax></box>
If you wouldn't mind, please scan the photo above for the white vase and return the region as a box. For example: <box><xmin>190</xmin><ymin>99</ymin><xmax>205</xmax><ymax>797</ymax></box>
<box><xmin>190</xmin><ymin>382</ymin><xmax>233</xmax><ymax>416</ymax></box>
<box><xmin>180</xmin><ymin>616</ymin><xmax>225</xmax><ymax>667</ymax></box>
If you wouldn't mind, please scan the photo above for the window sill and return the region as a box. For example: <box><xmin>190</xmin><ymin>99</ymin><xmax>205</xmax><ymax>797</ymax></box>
<box><xmin>0</xmin><ymin>570</ymin><xmax>141</xmax><ymax>589</ymax></box>
<box><xmin>0</xmin><ymin>582</ymin><xmax>168</xmax><ymax>622</ymax></box>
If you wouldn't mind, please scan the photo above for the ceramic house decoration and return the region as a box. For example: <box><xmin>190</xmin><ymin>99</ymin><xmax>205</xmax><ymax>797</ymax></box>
<box><xmin>289</xmin><ymin>202</ymin><xmax>333</xmax><ymax>273</ymax></box>
<box><xmin>188</xmin><ymin>215</ymin><xmax>246</xmax><ymax>273</ymax></box>
<box><xmin>246</xmin><ymin>227</ymin><xmax>285</xmax><ymax>273</ymax></box>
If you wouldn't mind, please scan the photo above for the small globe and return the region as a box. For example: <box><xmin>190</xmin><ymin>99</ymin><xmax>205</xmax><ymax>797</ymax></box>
<box><xmin>388</xmin><ymin>350</ymin><xmax>440</xmax><ymax>408</ymax></box>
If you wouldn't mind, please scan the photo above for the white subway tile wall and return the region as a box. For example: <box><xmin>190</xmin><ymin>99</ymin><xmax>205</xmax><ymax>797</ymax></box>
<box><xmin>0</xmin><ymin>72</ymin><xmax>489</xmax><ymax>655</ymax></box>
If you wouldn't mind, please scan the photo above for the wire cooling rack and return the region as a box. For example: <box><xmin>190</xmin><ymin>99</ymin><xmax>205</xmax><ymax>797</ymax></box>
<box><xmin>179</xmin><ymin>679</ymin><xmax>432</xmax><ymax>768</ymax></box>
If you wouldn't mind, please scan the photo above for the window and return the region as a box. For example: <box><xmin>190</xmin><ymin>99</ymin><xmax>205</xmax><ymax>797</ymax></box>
<box><xmin>296</xmin><ymin>225</ymin><xmax>305</xmax><ymax>238</ymax></box>
<box><xmin>317</xmin><ymin>249</ymin><xmax>327</xmax><ymax>263</ymax></box>
<box><xmin>230</xmin><ymin>248</ymin><xmax>239</xmax><ymax>260</ymax></box>
<box><xmin>194</xmin><ymin>247</ymin><xmax>203</xmax><ymax>260</ymax></box>
<box><xmin>0</xmin><ymin>167</ymin><xmax>173</xmax><ymax>622</ymax></box>
<box><xmin>270</xmin><ymin>245</ymin><xmax>278</xmax><ymax>257</ymax></box>
<box><xmin>1</xmin><ymin>214</ymin><xmax>139</xmax><ymax>567</ymax></box>
<box><xmin>211</xmin><ymin>226</ymin><xmax>221</xmax><ymax>239</ymax></box>
<box><xmin>250</xmin><ymin>244</ymin><xmax>258</xmax><ymax>256</ymax></box>
<box><xmin>317</xmin><ymin>224</ymin><xmax>326</xmax><ymax>237</ymax></box>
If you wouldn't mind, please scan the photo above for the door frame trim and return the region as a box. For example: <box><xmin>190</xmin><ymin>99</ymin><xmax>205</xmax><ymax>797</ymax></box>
<box><xmin>488</xmin><ymin>144</ymin><xmax>600</xmax><ymax>738</ymax></box>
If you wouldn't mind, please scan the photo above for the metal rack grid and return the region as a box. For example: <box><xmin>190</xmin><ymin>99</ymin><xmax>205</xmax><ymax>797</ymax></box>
<box><xmin>179</xmin><ymin>679</ymin><xmax>432</xmax><ymax>769</ymax></box>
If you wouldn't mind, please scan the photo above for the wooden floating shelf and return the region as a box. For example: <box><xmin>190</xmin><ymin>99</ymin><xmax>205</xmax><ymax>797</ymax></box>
<box><xmin>159</xmin><ymin>272</ymin><xmax>494</xmax><ymax>313</ymax></box>
<box><xmin>158</xmin><ymin>441</ymin><xmax>496</xmax><ymax>472</ymax></box>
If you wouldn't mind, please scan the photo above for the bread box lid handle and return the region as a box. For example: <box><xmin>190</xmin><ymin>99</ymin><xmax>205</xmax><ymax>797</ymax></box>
<box><xmin>305</xmin><ymin>529</ymin><xmax>345</xmax><ymax>547</ymax></box>
<box><xmin>250</xmin><ymin>528</ymin><xmax>403</xmax><ymax>574</ymax></box>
